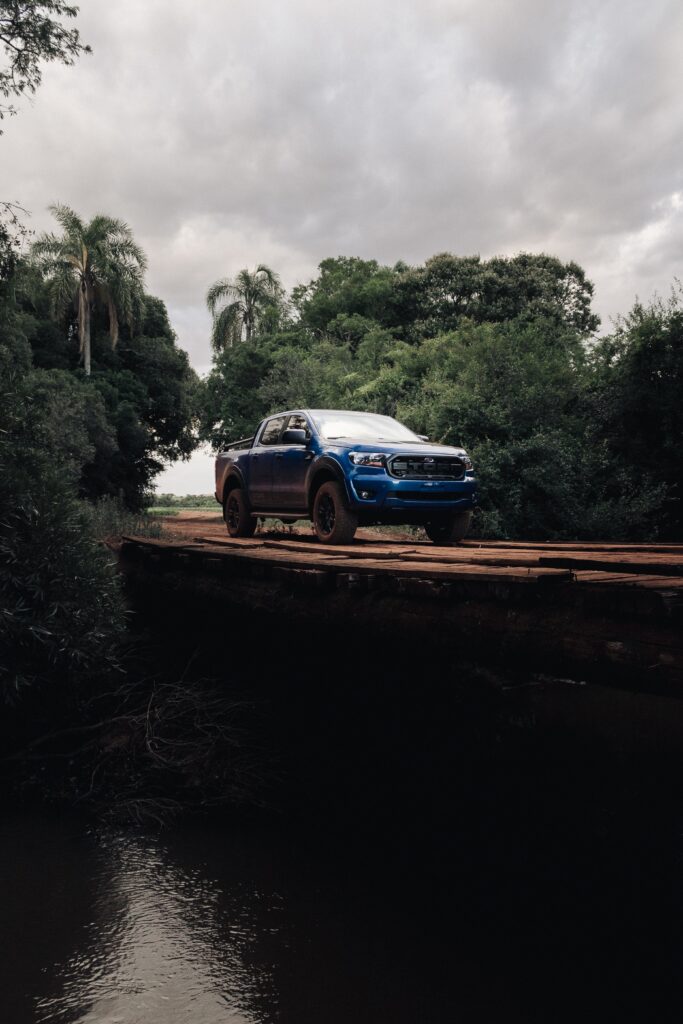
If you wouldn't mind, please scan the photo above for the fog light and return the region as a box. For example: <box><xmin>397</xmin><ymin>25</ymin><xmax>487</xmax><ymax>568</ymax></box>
<box><xmin>359</xmin><ymin>489</ymin><xmax>375</xmax><ymax>500</ymax></box>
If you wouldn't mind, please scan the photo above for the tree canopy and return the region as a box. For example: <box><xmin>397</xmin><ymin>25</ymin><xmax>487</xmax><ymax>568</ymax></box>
<box><xmin>206</xmin><ymin>264</ymin><xmax>283</xmax><ymax>352</ymax></box>
<box><xmin>32</xmin><ymin>204</ymin><xmax>147</xmax><ymax>375</ymax></box>
<box><xmin>290</xmin><ymin>252</ymin><xmax>600</xmax><ymax>342</ymax></box>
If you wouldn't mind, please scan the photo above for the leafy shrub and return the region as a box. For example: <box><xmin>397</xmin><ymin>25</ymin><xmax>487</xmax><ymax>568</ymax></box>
<box><xmin>0</xmin><ymin>467</ymin><xmax>126</xmax><ymax>701</ymax></box>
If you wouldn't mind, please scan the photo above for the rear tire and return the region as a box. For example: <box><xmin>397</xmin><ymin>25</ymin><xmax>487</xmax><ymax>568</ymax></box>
<box><xmin>313</xmin><ymin>481</ymin><xmax>358</xmax><ymax>544</ymax></box>
<box><xmin>224</xmin><ymin>488</ymin><xmax>257</xmax><ymax>538</ymax></box>
<box><xmin>425</xmin><ymin>511</ymin><xmax>472</xmax><ymax>545</ymax></box>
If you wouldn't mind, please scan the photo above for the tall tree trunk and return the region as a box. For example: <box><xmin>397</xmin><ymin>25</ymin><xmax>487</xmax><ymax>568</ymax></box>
<box><xmin>80</xmin><ymin>280</ymin><xmax>92</xmax><ymax>376</ymax></box>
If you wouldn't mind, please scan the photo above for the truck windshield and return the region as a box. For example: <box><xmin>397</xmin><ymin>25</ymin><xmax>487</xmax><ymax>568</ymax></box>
<box><xmin>312</xmin><ymin>412</ymin><xmax>421</xmax><ymax>442</ymax></box>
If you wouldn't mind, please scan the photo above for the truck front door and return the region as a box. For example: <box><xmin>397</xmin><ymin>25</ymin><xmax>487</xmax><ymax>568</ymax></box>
<box><xmin>272</xmin><ymin>413</ymin><xmax>313</xmax><ymax>510</ymax></box>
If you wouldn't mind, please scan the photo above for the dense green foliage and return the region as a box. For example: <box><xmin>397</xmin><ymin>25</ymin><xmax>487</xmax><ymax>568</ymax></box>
<box><xmin>585</xmin><ymin>295</ymin><xmax>683</xmax><ymax>538</ymax></box>
<box><xmin>0</xmin><ymin>205</ymin><xmax>197</xmax><ymax>707</ymax></box>
<box><xmin>0</xmin><ymin>256</ymin><xmax>124</xmax><ymax>703</ymax></box>
<box><xmin>16</xmin><ymin>241</ymin><xmax>198</xmax><ymax>508</ymax></box>
<box><xmin>201</xmin><ymin>254</ymin><xmax>681</xmax><ymax>540</ymax></box>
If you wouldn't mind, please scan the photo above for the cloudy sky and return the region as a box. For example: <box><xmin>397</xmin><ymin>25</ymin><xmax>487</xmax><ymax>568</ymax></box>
<box><xmin>3</xmin><ymin>0</ymin><xmax>682</xmax><ymax>490</ymax></box>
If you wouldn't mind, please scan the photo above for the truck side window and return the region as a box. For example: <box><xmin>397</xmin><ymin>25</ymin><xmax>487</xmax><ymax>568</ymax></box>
<box><xmin>286</xmin><ymin>414</ymin><xmax>311</xmax><ymax>440</ymax></box>
<box><xmin>260</xmin><ymin>416</ymin><xmax>286</xmax><ymax>446</ymax></box>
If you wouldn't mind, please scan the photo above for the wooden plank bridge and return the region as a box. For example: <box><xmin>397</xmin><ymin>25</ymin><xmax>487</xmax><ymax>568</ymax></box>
<box><xmin>116</xmin><ymin>515</ymin><xmax>683</xmax><ymax>692</ymax></box>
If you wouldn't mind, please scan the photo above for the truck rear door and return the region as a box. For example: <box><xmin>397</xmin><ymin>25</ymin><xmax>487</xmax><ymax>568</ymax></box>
<box><xmin>249</xmin><ymin>415</ymin><xmax>286</xmax><ymax>507</ymax></box>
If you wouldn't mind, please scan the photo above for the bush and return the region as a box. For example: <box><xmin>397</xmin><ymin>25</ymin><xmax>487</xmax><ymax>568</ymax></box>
<box><xmin>0</xmin><ymin>468</ymin><xmax>126</xmax><ymax>701</ymax></box>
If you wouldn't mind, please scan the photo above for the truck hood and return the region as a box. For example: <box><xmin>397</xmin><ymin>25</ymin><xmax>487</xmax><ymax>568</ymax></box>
<box><xmin>327</xmin><ymin>439</ymin><xmax>470</xmax><ymax>458</ymax></box>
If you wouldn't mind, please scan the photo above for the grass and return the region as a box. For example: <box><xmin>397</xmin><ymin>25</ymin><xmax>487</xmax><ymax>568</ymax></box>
<box><xmin>151</xmin><ymin>494</ymin><xmax>216</xmax><ymax>510</ymax></box>
<box><xmin>83</xmin><ymin>496</ymin><xmax>163</xmax><ymax>540</ymax></box>
<box><xmin>147</xmin><ymin>495</ymin><xmax>221</xmax><ymax>517</ymax></box>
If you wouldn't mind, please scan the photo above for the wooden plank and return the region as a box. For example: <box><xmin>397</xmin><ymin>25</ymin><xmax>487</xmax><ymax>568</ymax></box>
<box><xmin>202</xmin><ymin>535</ymin><xmax>419</xmax><ymax>559</ymax></box>
<box><xmin>574</xmin><ymin>571</ymin><xmax>683</xmax><ymax>590</ymax></box>
<box><xmin>195</xmin><ymin>535</ymin><xmax>570</xmax><ymax>569</ymax></box>
<box><xmin>539</xmin><ymin>555</ymin><xmax>683</xmax><ymax>577</ymax></box>
<box><xmin>461</xmin><ymin>540</ymin><xmax>683</xmax><ymax>553</ymax></box>
<box><xmin>157</xmin><ymin>542</ymin><xmax>572</xmax><ymax>584</ymax></box>
<box><xmin>258</xmin><ymin>537</ymin><xmax>545</xmax><ymax>567</ymax></box>
<box><xmin>572</xmin><ymin>571</ymin><xmax>655</xmax><ymax>585</ymax></box>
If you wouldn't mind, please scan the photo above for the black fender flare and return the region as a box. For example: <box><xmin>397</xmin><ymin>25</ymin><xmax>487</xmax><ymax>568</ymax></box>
<box><xmin>306</xmin><ymin>456</ymin><xmax>352</xmax><ymax>513</ymax></box>
<box><xmin>221</xmin><ymin>468</ymin><xmax>248</xmax><ymax>506</ymax></box>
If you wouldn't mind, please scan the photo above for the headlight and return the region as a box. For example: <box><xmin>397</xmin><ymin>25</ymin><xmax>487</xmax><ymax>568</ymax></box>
<box><xmin>348</xmin><ymin>452</ymin><xmax>387</xmax><ymax>468</ymax></box>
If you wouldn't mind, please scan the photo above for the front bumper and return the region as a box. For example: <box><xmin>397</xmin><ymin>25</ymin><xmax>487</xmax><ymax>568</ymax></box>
<box><xmin>348</xmin><ymin>471</ymin><xmax>477</xmax><ymax>511</ymax></box>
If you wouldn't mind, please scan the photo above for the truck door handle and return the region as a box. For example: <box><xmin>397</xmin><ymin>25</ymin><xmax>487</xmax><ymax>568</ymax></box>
<box><xmin>275</xmin><ymin>453</ymin><xmax>284</xmax><ymax>459</ymax></box>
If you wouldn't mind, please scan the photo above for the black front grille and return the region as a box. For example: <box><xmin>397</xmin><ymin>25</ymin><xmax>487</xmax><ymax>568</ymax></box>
<box><xmin>388</xmin><ymin>455</ymin><xmax>465</xmax><ymax>480</ymax></box>
<box><xmin>390</xmin><ymin>490</ymin><xmax>460</xmax><ymax>501</ymax></box>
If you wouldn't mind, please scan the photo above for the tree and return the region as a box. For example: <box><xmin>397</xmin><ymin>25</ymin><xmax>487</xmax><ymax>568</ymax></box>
<box><xmin>206</xmin><ymin>265</ymin><xmax>283</xmax><ymax>353</ymax></box>
<box><xmin>586</xmin><ymin>291</ymin><xmax>683</xmax><ymax>537</ymax></box>
<box><xmin>200</xmin><ymin>343</ymin><xmax>274</xmax><ymax>447</ymax></box>
<box><xmin>392</xmin><ymin>252</ymin><xmax>600</xmax><ymax>340</ymax></box>
<box><xmin>31</xmin><ymin>204</ymin><xmax>147</xmax><ymax>375</ymax></box>
<box><xmin>14</xmin><ymin>261</ymin><xmax>198</xmax><ymax>508</ymax></box>
<box><xmin>0</xmin><ymin>0</ymin><xmax>90</xmax><ymax>129</ymax></box>
<box><xmin>291</xmin><ymin>256</ymin><xmax>398</xmax><ymax>335</ymax></box>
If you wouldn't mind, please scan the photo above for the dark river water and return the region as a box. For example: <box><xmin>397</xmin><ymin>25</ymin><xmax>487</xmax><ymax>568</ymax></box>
<box><xmin>2</xmin><ymin>768</ymin><xmax>682</xmax><ymax>1024</ymax></box>
<box><xmin>1</xmin><ymin>809</ymin><xmax>502</xmax><ymax>1024</ymax></box>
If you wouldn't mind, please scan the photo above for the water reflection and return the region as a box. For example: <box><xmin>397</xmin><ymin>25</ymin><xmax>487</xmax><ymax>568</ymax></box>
<box><xmin>2</xmin><ymin>809</ymin><xmax>501</xmax><ymax>1024</ymax></box>
<box><xmin>4</xmin><ymin>814</ymin><xmax>469</xmax><ymax>1024</ymax></box>
<box><xmin>2</xmin><ymin>816</ymin><xmax>286</xmax><ymax>1024</ymax></box>
<box><xmin>44</xmin><ymin>835</ymin><xmax>283</xmax><ymax>1023</ymax></box>
<box><xmin>1</xmin><ymin>784</ymin><xmax>680</xmax><ymax>1024</ymax></box>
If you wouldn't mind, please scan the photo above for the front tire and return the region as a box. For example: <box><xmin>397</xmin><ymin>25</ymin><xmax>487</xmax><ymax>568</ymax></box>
<box><xmin>313</xmin><ymin>481</ymin><xmax>358</xmax><ymax>544</ymax></box>
<box><xmin>224</xmin><ymin>488</ymin><xmax>257</xmax><ymax>538</ymax></box>
<box><xmin>425</xmin><ymin>511</ymin><xmax>472</xmax><ymax>545</ymax></box>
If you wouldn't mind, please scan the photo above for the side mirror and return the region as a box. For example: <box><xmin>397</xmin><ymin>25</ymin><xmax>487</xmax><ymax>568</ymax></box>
<box><xmin>282</xmin><ymin>428</ymin><xmax>307</xmax><ymax>445</ymax></box>
<box><xmin>418</xmin><ymin>434</ymin><xmax>429</xmax><ymax>442</ymax></box>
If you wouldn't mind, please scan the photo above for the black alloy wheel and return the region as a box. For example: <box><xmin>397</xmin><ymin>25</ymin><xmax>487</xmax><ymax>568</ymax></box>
<box><xmin>224</xmin><ymin>487</ymin><xmax>257</xmax><ymax>538</ymax></box>
<box><xmin>312</xmin><ymin>481</ymin><xmax>358</xmax><ymax>544</ymax></box>
<box><xmin>316</xmin><ymin>493</ymin><xmax>336</xmax><ymax>536</ymax></box>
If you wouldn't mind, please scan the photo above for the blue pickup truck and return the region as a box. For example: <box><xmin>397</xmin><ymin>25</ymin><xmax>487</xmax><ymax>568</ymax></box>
<box><xmin>214</xmin><ymin>409</ymin><xmax>476</xmax><ymax>545</ymax></box>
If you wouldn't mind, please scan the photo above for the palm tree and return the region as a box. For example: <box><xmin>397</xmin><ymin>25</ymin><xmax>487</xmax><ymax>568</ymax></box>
<box><xmin>206</xmin><ymin>265</ymin><xmax>283</xmax><ymax>353</ymax></box>
<box><xmin>32</xmin><ymin>204</ymin><xmax>147</xmax><ymax>375</ymax></box>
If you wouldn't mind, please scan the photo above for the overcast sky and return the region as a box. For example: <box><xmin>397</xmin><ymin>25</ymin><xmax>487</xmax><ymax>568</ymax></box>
<box><xmin>3</xmin><ymin>0</ymin><xmax>682</xmax><ymax>491</ymax></box>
